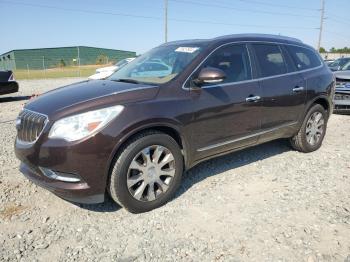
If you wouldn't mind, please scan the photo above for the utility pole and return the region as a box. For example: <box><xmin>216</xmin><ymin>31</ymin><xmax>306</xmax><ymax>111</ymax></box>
<box><xmin>77</xmin><ymin>46</ymin><xmax>81</xmax><ymax>77</ymax></box>
<box><xmin>42</xmin><ymin>56</ymin><xmax>46</xmax><ymax>78</ymax></box>
<box><xmin>164</xmin><ymin>0</ymin><xmax>168</xmax><ymax>43</ymax></box>
<box><xmin>317</xmin><ymin>0</ymin><xmax>325</xmax><ymax>52</ymax></box>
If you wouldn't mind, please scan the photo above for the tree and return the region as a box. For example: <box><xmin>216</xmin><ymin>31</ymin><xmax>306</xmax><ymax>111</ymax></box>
<box><xmin>328</xmin><ymin>47</ymin><xmax>350</xmax><ymax>53</ymax></box>
<box><xmin>96</xmin><ymin>54</ymin><xmax>109</xmax><ymax>65</ymax></box>
<box><xmin>319</xmin><ymin>47</ymin><xmax>326</xmax><ymax>53</ymax></box>
<box><xmin>58</xmin><ymin>59</ymin><xmax>66</xmax><ymax>67</ymax></box>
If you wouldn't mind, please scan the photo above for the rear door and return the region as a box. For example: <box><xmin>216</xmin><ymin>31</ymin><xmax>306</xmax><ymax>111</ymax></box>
<box><xmin>251</xmin><ymin>43</ymin><xmax>306</xmax><ymax>130</ymax></box>
<box><xmin>187</xmin><ymin>43</ymin><xmax>262</xmax><ymax>158</ymax></box>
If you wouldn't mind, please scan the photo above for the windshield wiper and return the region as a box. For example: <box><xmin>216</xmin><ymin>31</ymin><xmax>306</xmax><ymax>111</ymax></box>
<box><xmin>113</xmin><ymin>78</ymin><xmax>140</xmax><ymax>84</ymax></box>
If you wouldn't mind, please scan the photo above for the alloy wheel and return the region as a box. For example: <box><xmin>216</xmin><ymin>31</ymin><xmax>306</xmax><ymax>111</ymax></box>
<box><xmin>305</xmin><ymin>111</ymin><xmax>324</xmax><ymax>146</ymax></box>
<box><xmin>127</xmin><ymin>145</ymin><xmax>176</xmax><ymax>202</ymax></box>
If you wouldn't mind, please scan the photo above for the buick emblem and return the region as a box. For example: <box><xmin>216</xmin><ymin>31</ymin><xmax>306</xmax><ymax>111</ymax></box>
<box><xmin>15</xmin><ymin>118</ymin><xmax>22</xmax><ymax>130</ymax></box>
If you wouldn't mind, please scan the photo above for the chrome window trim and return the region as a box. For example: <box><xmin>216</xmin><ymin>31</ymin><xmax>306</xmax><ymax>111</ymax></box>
<box><xmin>182</xmin><ymin>40</ymin><xmax>323</xmax><ymax>90</ymax></box>
<box><xmin>16</xmin><ymin>109</ymin><xmax>49</xmax><ymax>146</ymax></box>
<box><xmin>197</xmin><ymin>121</ymin><xmax>298</xmax><ymax>152</ymax></box>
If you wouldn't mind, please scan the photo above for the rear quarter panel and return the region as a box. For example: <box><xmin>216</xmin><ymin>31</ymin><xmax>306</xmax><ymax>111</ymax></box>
<box><xmin>301</xmin><ymin>65</ymin><xmax>334</xmax><ymax>118</ymax></box>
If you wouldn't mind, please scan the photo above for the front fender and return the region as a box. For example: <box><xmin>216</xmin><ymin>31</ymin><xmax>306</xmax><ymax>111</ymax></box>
<box><xmin>104</xmin><ymin>117</ymin><xmax>192</xmax><ymax>182</ymax></box>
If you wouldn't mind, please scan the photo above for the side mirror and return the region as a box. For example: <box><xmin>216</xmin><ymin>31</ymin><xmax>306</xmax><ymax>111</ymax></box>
<box><xmin>194</xmin><ymin>67</ymin><xmax>226</xmax><ymax>86</ymax></box>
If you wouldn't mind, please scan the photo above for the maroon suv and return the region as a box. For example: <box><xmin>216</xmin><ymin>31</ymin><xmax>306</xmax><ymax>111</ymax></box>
<box><xmin>15</xmin><ymin>34</ymin><xmax>335</xmax><ymax>213</ymax></box>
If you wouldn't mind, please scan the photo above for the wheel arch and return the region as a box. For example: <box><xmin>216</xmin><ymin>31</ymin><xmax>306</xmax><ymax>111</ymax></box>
<box><xmin>312</xmin><ymin>97</ymin><xmax>330</xmax><ymax>113</ymax></box>
<box><xmin>305</xmin><ymin>95</ymin><xmax>331</xmax><ymax>118</ymax></box>
<box><xmin>106</xmin><ymin>121</ymin><xmax>191</xmax><ymax>182</ymax></box>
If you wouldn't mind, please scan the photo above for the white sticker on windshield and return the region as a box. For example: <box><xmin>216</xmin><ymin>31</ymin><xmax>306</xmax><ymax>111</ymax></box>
<box><xmin>175</xmin><ymin>47</ymin><xmax>199</xmax><ymax>53</ymax></box>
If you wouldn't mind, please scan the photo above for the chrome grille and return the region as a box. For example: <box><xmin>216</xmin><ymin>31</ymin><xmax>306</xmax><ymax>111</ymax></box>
<box><xmin>335</xmin><ymin>93</ymin><xmax>350</xmax><ymax>100</ymax></box>
<box><xmin>16</xmin><ymin>109</ymin><xmax>48</xmax><ymax>143</ymax></box>
<box><xmin>336</xmin><ymin>78</ymin><xmax>350</xmax><ymax>88</ymax></box>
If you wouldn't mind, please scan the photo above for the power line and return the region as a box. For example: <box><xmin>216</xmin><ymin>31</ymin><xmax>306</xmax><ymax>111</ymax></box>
<box><xmin>0</xmin><ymin>0</ymin><xmax>161</xmax><ymax>20</ymax></box>
<box><xmin>324</xmin><ymin>30</ymin><xmax>350</xmax><ymax>42</ymax></box>
<box><xmin>169</xmin><ymin>0</ymin><xmax>320</xmax><ymax>18</ymax></box>
<box><xmin>217</xmin><ymin>0</ymin><xmax>319</xmax><ymax>11</ymax></box>
<box><xmin>169</xmin><ymin>17</ymin><xmax>316</xmax><ymax>30</ymax></box>
<box><xmin>327</xmin><ymin>17</ymin><xmax>350</xmax><ymax>27</ymax></box>
<box><xmin>0</xmin><ymin>0</ymin><xmax>317</xmax><ymax>30</ymax></box>
<box><xmin>326</xmin><ymin>11</ymin><xmax>350</xmax><ymax>24</ymax></box>
<box><xmin>240</xmin><ymin>0</ymin><xmax>319</xmax><ymax>11</ymax></box>
<box><xmin>4</xmin><ymin>0</ymin><xmax>349</xmax><ymax>49</ymax></box>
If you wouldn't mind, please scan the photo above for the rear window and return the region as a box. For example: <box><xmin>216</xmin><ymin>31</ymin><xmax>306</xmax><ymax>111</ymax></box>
<box><xmin>252</xmin><ymin>44</ymin><xmax>287</xmax><ymax>77</ymax></box>
<box><xmin>286</xmin><ymin>45</ymin><xmax>321</xmax><ymax>70</ymax></box>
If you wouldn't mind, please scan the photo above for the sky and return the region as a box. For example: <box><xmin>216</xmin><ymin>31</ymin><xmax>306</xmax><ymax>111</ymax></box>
<box><xmin>0</xmin><ymin>0</ymin><xmax>349</xmax><ymax>55</ymax></box>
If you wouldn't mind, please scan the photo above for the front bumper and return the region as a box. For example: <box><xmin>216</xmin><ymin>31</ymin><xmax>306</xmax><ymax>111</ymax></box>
<box><xmin>19</xmin><ymin>162</ymin><xmax>104</xmax><ymax>204</ymax></box>
<box><xmin>14</xmin><ymin>133</ymin><xmax>116</xmax><ymax>204</ymax></box>
<box><xmin>0</xmin><ymin>81</ymin><xmax>19</xmax><ymax>95</ymax></box>
<box><xmin>333</xmin><ymin>88</ymin><xmax>350</xmax><ymax>113</ymax></box>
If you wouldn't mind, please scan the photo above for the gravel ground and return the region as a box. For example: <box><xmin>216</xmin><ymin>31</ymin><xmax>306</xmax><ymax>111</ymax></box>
<box><xmin>0</xmin><ymin>78</ymin><xmax>350</xmax><ymax>262</ymax></box>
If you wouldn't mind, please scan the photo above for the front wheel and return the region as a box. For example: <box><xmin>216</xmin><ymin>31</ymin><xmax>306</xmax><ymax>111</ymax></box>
<box><xmin>290</xmin><ymin>104</ymin><xmax>328</xmax><ymax>153</ymax></box>
<box><xmin>109</xmin><ymin>131</ymin><xmax>183</xmax><ymax>213</ymax></box>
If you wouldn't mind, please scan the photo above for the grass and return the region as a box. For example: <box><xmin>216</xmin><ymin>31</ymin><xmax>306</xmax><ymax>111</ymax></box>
<box><xmin>13</xmin><ymin>64</ymin><xmax>106</xmax><ymax>80</ymax></box>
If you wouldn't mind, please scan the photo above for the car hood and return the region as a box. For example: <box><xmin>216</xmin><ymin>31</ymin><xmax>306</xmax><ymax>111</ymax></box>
<box><xmin>96</xmin><ymin>66</ymin><xmax>118</xmax><ymax>73</ymax></box>
<box><xmin>334</xmin><ymin>71</ymin><xmax>350</xmax><ymax>80</ymax></box>
<box><xmin>25</xmin><ymin>80</ymin><xmax>158</xmax><ymax>119</ymax></box>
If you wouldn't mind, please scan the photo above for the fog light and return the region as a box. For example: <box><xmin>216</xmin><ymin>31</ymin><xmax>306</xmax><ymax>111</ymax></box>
<box><xmin>40</xmin><ymin>167</ymin><xmax>81</xmax><ymax>183</ymax></box>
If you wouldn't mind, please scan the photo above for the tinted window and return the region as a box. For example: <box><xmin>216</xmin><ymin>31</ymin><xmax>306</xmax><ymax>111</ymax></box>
<box><xmin>253</xmin><ymin>44</ymin><xmax>287</xmax><ymax>77</ymax></box>
<box><xmin>329</xmin><ymin>60</ymin><xmax>339</xmax><ymax>67</ymax></box>
<box><xmin>286</xmin><ymin>45</ymin><xmax>321</xmax><ymax>70</ymax></box>
<box><xmin>199</xmin><ymin>44</ymin><xmax>251</xmax><ymax>85</ymax></box>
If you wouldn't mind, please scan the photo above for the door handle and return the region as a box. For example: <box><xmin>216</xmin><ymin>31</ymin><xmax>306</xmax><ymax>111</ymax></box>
<box><xmin>293</xmin><ymin>86</ymin><xmax>305</xmax><ymax>92</ymax></box>
<box><xmin>245</xmin><ymin>96</ymin><xmax>261</xmax><ymax>102</ymax></box>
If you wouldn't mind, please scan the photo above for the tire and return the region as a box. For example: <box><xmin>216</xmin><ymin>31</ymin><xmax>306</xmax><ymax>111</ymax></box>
<box><xmin>108</xmin><ymin>131</ymin><xmax>183</xmax><ymax>213</ymax></box>
<box><xmin>290</xmin><ymin>104</ymin><xmax>328</xmax><ymax>153</ymax></box>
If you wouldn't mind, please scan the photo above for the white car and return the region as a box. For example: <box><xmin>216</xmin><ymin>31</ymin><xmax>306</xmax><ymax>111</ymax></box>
<box><xmin>88</xmin><ymin>58</ymin><xmax>135</xmax><ymax>80</ymax></box>
<box><xmin>130</xmin><ymin>62</ymin><xmax>172</xmax><ymax>78</ymax></box>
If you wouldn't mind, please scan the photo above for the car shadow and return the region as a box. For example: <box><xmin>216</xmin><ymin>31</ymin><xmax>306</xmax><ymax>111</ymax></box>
<box><xmin>73</xmin><ymin>195</ymin><xmax>121</xmax><ymax>212</ymax></box>
<box><xmin>0</xmin><ymin>96</ymin><xmax>31</xmax><ymax>103</ymax></box>
<box><xmin>76</xmin><ymin>139</ymin><xmax>291</xmax><ymax>213</ymax></box>
<box><xmin>174</xmin><ymin>139</ymin><xmax>291</xmax><ymax>199</ymax></box>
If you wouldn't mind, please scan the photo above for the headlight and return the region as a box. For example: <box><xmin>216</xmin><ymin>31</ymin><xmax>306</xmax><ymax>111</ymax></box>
<box><xmin>48</xmin><ymin>105</ymin><xmax>124</xmax><ymax>141</ymax></box>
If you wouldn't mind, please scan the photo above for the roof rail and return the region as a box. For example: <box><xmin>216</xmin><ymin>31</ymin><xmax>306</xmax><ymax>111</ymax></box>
<box><xmin>214</xmin><ymin>33</ymin><xmax>303</xmax><ymax>43</ymax></box>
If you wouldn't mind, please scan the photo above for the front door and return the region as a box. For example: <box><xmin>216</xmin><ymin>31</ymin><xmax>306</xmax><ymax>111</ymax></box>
<box><xmin>187</xmin><ymin>43</ymin><xmax>262</xmax><ymax>158</ymax></box>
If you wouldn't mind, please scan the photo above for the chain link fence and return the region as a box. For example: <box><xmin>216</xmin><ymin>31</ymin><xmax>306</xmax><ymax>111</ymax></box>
<box><xmin>319</xmin><ymin>52</ymin><xmax>350</xmax><ymax>60</ymax></box>
<box><xmin>0</xmin><ymin>57</ymin><xmax>115</xmax><ymax>79</ymax></box>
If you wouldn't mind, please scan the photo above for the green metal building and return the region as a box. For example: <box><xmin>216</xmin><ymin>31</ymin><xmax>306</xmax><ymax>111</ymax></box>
<box><xmin>0</xmin><ymin>46</ymin><xmax>136</xmax><ymax>70</ymax></box>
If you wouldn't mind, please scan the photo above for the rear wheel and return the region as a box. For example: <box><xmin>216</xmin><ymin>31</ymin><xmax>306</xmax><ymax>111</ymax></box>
<box><xmin>290</xmin><ymin>104</ymin><xmax>328</xmax><ymax>153</ymax></box>
<box><xmin>109</xmin><ymin>131</ymin><xmax>183</xmax><ymax>213</ymax></box>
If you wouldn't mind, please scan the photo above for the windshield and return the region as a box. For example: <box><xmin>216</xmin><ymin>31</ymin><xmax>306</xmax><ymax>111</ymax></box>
<box><xmin>341</xmin><ymin>61</ymin><xmax>350</xmax><ymax>71</ymax></box>
<box><xmin>329</xmin><ymin>58</ymin><xmax>350</xmax><ymax>67</ymax></box>
<box><xmin>109</xmin><ymin>44</ymin><xmax>203</xmax><ymax>84</ymax></box>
